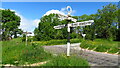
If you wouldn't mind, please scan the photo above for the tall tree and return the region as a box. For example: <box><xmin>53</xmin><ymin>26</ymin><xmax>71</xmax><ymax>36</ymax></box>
<box><xmin>34</xmin><ymin>14</ymin><xmax>62</xmax><ymax>41</ymax></box>
<box><xmin>0</xmin><ymin>9</ymin><xmax>22</xmax><ymax>40</ymax></box>
<box><xmin>116</xmin><ymin>3</ymin><xmax>120</xmax><ymax>41</ymax></box>
<box><xmin>75</xmin><ymin>14</ymin><xmax>96</xmax><ymax>40</ymax></box>
<box><xmin>95</xmin><ymin>3</ymin><xmax>118</xmax><ymax>41</ymax></box>
<box><xmin>34</xmin><ymin>14</ymin><xmax>77</xmax><ymax>41</ymax></box>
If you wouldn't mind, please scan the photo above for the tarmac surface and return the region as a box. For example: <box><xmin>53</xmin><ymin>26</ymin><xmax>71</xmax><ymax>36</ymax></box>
<box><xmin>43</xmin><ymin>43</ymin><xmax>119</xmax><ymax>67</ymax></box>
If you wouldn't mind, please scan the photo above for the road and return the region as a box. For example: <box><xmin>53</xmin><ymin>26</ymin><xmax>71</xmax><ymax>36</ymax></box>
<box><xmin>43</xmin><ymin>43</ymin><xmax>119</xmax><ymax>67</ymax></box>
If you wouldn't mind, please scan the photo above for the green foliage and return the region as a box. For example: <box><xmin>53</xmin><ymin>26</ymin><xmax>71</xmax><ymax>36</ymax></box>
<box><xmin>34</xmin><ymin>3</ymin><xmax>119</xmax><ymax>41</ymax></box>
<box><xmin>75</xmin><ymin>3</ymin><xmax>119</xmax><ymax>41</ymax></box>
<box><xmin>70</xmin><ymin>32</ymin><xmax>78</xmax><ymax>39</ymax></box>
<box><xmin>32</xmin><ymin>39</ymin><xmax>82</xmax><ymax>46</ymax></box>
<box><xmin>34</xmin><ymin>14</ymin><xmax>78</xmax><ymax>41</ymax></box>
<box><xmin>80</xmin><ymin>39</ymin><xmax>119</xmax><ymax>54</ymax></box>
<box><xmin>2</xmin><ymin>38</ymin><xmax>52</xmax><ymax>65</ymax></box>
<box><xmin>95</xmin><ymin>44</ymin><xmax>111</xmax><ymax>52</ymax></box>
<box><xmin>95</xmin><ymin>3</ymin><xmax>118</xmax><ymax>41</ymax></box>
<box><xmin>34</xmin><ymin>14</ymin><xmax>61</xmax><ymax>41</ymax></box>
<box><xmin>19</xmin><ymin>45</ymin><xmax>52</xmax><ymax>65</ymax></box>
<box><xmin>2</xmin><ymin>38</ymin><xmax>89</xmax><ymax>66</ymax></box>
<box><xmin>116</xmin><ymin>28</ymin><xmax>120</xmax><ymax>41</ymax></box>
<box><xmin>22</xmin><ymin>34</ymin><xmax>33</xmax><ymax>42</ymax></box>
<box><xmin>0</xmin><ymin>9</ymin><xmax>23</xmax><ymax>40</ymax></box>
<box><xmin>76</xmin><ymin>14</ymin><xmax>97</xmax><ymax>41</ymax></box>
<box><xmin>42</xmin><ymin>55</ymin><xmax>89</xmax><ymax>66</ymax></box>
<box><xmin>83</xmin><ymin>26</ymin><xmax>96</xmax><ymax>41</ymax></box>
<box><xmin>22</xmin><ymin>34</ymin><xmax>26</xmax><ymax>42</ymax></box>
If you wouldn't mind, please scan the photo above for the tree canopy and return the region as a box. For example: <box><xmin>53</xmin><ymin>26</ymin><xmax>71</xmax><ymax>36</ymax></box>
<box><xmin>34</xmin><ymin>3</ymin><xmax>119</xmax><ymax>41</ymax></box>
<box><xmin>0</xmin><ymin>9</ymin><xmax>23</xmax><ymax>41</ymax></box>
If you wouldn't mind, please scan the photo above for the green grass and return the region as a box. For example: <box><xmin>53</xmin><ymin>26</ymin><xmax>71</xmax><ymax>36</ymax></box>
<box><xmin>32</xmin><ymin>38</ymin><xmax>82</xmax><ymax>46</ymax></box>
<box><xmin>2</xmin><ymin>38</ymin><xmax>89</xmax><ymax>66</ymax></box>
<box><xmin>2</xmin><ymin>38</ymin><xmax>52</xmax><ymax>65</ymax></box>
<box><xmin>42</xmin><ymin>54</ymin><xmax>89</xmax><ymax>67</ymax></box>
<box><xmin>80</xmin><ymin>39</ymin><xmax>119</xmax><ymax>54</ymax></box>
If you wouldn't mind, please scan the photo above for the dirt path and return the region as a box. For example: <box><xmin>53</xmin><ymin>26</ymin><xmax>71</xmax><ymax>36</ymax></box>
<box><xmin>43</xmin><ymin>43</ymin><xmax>119</xmax><ymax>67</ymax></box>
<box><xmin>3</xmin><ymin>61</ymin><xmax>48</xmax><ymax>67</ymax></box>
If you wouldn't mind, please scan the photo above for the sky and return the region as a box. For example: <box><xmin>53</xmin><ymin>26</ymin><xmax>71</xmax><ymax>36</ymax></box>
<box><xmin>2</xmin><ymin>0</ymin><xmax>120</xmax><ymax>2</ymax></box>
<box><xmin>1</xmin><ymin>2</ymin><xmax>118</xmax><ymax>35</ymax></box>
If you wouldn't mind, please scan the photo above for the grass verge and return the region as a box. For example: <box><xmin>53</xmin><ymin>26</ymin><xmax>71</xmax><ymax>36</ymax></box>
<box><xmin>2</xmin><ymin>38</ymin><xmax>89</xmax><ymax>67</ymax></box>
<box><xmin>42</xmin><ymin>54</ymin><xmax>89</xmax><ymax>67</ymax></box>
<box><xmin>2</xmin><ymin>38</ymin><xmax>52</xmax><ymax>65</ymax></box>
<box><xmin>80</xmin><ymin>39</ymin><xmax>119</xmax><ymax>54</ymax></box>
<box><xmin>32</xmin><ymin>38</ymin><xmax>82</xmax><ymax>46</ymax></box>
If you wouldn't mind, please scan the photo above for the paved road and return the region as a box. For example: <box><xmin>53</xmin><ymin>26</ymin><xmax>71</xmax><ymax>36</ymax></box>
<box><xmin>43</xmin><ymin>43</ymin><xmax>119</xmax><ymax>67</ymax></box>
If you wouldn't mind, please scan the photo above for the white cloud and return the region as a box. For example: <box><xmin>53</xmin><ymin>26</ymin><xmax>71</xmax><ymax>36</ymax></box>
<box><xmin>43</xmin><ymin>9</ymin><xmax>66</xmax><ymax>16</ymax></box>
<box><xmin>1</xmin><ymin>8</ymin><xmax>76</xmax><ymax>36</ymax></box>
<box><xmin>60</xmin><ymin>7</ymin><xmax>67</xmax><ymax>15</ymax></box>
<box><xmin>1</xmin><ymin>8</ymin><xmax>40</xmax><ymax>36</ymax></box>
<box><xmin>33</xmin><ymin>19</ymin><xmax>40</xmax><ymax>27</ymax></box>
<box><xmin>15</xmin><ymin>11</ymin><xmax>40</xmax><ymax>32</ymax></box>
<box><xmin>18</xmin><ymin>13</ymin><xmax>40</xmax><ymax>36</ymax></box>
<box><xmin>18</xmin><ymin>15</ymin><xmax>40</xmax><ymax>32</ymax></box>
<box><xmin>43</xmin><ymin>7</ymin><xmax>76</xmax><ymax>17</ymax></box>
<box><xmin>60</xmin><ymin>7</ymin><xmax>76</xmax><ymax>16</ymax></box>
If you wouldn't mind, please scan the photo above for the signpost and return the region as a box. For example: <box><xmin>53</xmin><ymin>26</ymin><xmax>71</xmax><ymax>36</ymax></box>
<box><xmin>53</xmin><ymin>6</ymin><xmax>94</xmax><ymax>56</ymax></box>
<box><xmin>82</xmin><ymin>34</ymin><xmax>86</xmax><ymax>40</ymax></box>
<box><xmin>23</xmin><ymin>31</ymin><xmax>32</xmax><ymax>46</ymax></box>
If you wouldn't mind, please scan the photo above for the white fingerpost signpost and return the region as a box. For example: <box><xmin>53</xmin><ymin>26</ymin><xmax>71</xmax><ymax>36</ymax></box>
<box><xmin>82</xmin><ymin>34</ymin><xmax>86</xmax><ymax>40</ymax></box>
<box><xmin>54</xmin><ymin>6</ymin><xmax>94</xmax><ymax>56</ymax></box>
<box><xmin>23</xmin><ymin>31</ymin><xmax>32</xmax><ymax>46</ymax></box>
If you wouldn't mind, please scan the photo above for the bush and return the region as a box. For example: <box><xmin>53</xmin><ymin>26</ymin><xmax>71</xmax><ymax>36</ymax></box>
<box><xmin>70</xmin><ymin>32</ymin><xmax>78</xmax><ymax>39</ymax></box>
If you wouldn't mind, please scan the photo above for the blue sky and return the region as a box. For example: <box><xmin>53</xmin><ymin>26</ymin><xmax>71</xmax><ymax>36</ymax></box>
<box><xmin>2</xmin><ymin>2</ymin><xmax>118</xmax><ymax>34</ymax></box>
<box><xmin>2</xmin><ymin>0</ymin><xmax>120</xmax><ymax>2</ymax></box>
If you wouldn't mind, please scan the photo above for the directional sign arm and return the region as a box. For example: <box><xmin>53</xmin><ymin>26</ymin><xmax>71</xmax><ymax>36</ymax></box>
<box><xmin>70</xmin><ymin>20</ymin><xmax>94</xmax><ymax>27</ymax></box>
<box><xmin>67</xmin><ymin>17</ymin><xmax>77</xmax><ymax>22</ymax></box>
<box><xmin>54</xmin><ymin>20</ymin><xmax>94</xmax><ymax>28</ymax></box>
<box><xmin>58</xmin><ymin>14</ymin><xmax>77</xmax><ymax>22</ymax></box>
<box><xmin>54</xmin><ymin>24</ymin><xmax>66</xmax><ymax>29</ymax></box>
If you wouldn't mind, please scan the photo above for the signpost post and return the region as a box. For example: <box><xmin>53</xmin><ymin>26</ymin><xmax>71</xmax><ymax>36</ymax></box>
<box><xmin>23</xmin><ymin>31</ymin><xmax>32</xmax><ymax>46</ymax></box>
<box><xmin>53</xmin><ymin>6</ymin><xmax>94</xmax><ymax>56</ymax></box>
<box><xmin>82</xmin><ymin>34</ymin><xmax>86</xmax><ymax>40</ymax></box>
